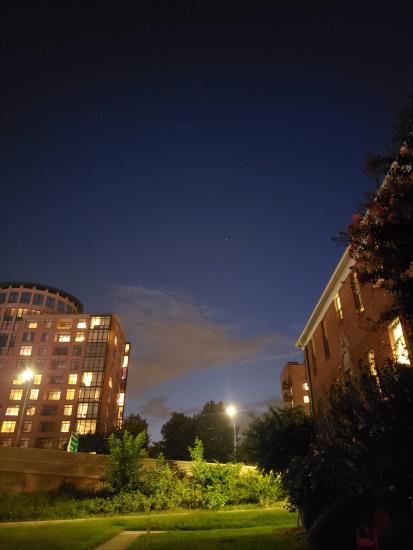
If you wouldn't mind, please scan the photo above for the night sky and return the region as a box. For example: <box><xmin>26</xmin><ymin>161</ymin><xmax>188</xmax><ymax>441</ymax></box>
<box><xmin>1</xmin><ymin>3</ymin><xmax>412</xmax><ymax>439</ymax></box>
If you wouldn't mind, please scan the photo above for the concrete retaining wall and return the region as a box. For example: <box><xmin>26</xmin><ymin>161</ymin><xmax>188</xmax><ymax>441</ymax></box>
<box><xmin>0</xmin><ymin>447</ymin><xmax>255</xmax><ymax>494</ymax></box>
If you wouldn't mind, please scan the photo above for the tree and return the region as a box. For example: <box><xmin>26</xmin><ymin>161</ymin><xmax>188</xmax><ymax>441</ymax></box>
<box><xmin>157</xmin><ymin>401</ymin><xmax>236</xmax><ymax>462</ymax></box>
<box><xmin>242</xmin><ymin>406</ymin><xmax>313</xmax><ymax>473</ymax></box>
<box><xmin>194</xmin><ymin>401</ymin><xmax>235</xmax><ymax>462</ymax></box>
<box><xmin>337</xmin><ymin>94</ymin><xmax>413</xmax><ymax>334</ymax></box>
<box><xmin>158</xmin><ymin>412</ymin><xmax>197</xmax><ymax>460</ymax></box>
<box><xmin>106</xmin><ymin>430</ymin><xmax>148</xmax><ymax>493</ymax></box>
<box><xmin>121</xmin><ymin>414</ymin><xmax>150</xmax><ymax>443</ymax></box>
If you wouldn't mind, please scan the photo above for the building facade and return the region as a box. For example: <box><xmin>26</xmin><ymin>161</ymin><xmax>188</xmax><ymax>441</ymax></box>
<box><xmin>0</xmin><ymin>282</ymin><xmax>130</xmax><ymax>450</ymax></box>
<box><xmin>296</xmin><ymin>250</ymin><xmax>412</xmax><ymax>411</ymax></box>
<box><xmin>280</xmin><ymin>361</ymin><xmax>311</xmax><ymax>414</ymax></box>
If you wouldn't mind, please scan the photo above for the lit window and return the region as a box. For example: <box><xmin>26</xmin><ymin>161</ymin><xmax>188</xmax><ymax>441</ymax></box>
<box><xmin>125</xmin><ymin>343</ymin><xmax>130</xmax><ymax>353</ymax></box>
<box><xmin>334</xmin><ymin>294</ymin><xmax>343</xmax><ymax>320</ymax></box>
<box><xmin>26</xmin><ymin>321</ymin><xmax>38</xmax><ymax>329</ymax></box>
<box><xmin>5</xmin><ymin>407</ymin><xmax>20</xmax><ymax>416</ymax></box>
<box><xmin>389</xmin><ymin>318</ymin><xmax>410</xmax><ymax>365</ymax></box>
<box><xmin>303</xmin><ymin>396</ymin><xmax>310</xmax><ymax>404</ymax></box>
<box><xmin>75</xmin><ymin>419</ymin><xmax>96</xmax><ymax>435</ymax></box>
<box><xmin>12</xmin><ymin>374</ymin><xmax>24</xmax><ymax>385</ymax></box>
<box><xmin>22</xmin><ymin>421</ymin><xmax>32</xmax><ymax>433</ymax></box>
<box><xmin>29</xmin><ymin>389</ymin><xmax>39</xmax><ymax>400</ymax></box>
<box><xmin>9</xmin><ymin>389</ymin><xmax>23</xmax><ymax>400</ymax></box>
<box><xmin>33</xmin><ymin>374</ymin><xmax>42</xmax><ymax>385</ymax></box>
<box><xmin>109</xmin><ymin>376</ymin><xmax>113</xmax><ymax>388</ymax></box>
<box><xmin>57</xmin><ymin>321</ymin><xmax>72</xmax><ymax>330</ymax></box>
<box><xmin>26</xmin><ymin>406</ymin><xmax>36</xmax><ymax>416</ymax></box>
<box><xmin>63</xmin><ymin>405</ymin><xmax>73</xmax><ymax>416</ymax></box>
<box><xmin>114</xmin><ymin>334</ymin><xmax>118</xmax><ymax>346</ymax></box>
<box><xmin>60</xmin><ymin>421</ymin><xmax>71</xmax><ymax>433</ymax></box>
<box><xmin>90</xmin><ymin>316</ymin><xmax>110</xmax><ymax>329</ymax></box>
<box><xmin>57</xmin><ymin>334</ymin><xmax>71</xmax><ymax>343</ymax></box>
<box><xmin>302</xmin><ymin>382</ymin><xmax>309</xmax><ymax>391</ymax></box>
<box><xmin>44</xmin><ymin>320</ymin><xmax>53</xmax><ymax>329</ymax></box>
<box><xmin>68</xmin><ymin>374</ymin><xmax>78</xmax><ymax>385</ymax></box>
<box><xmin>19</xmin><ymin>345</ymin><xmax>32</xmax><ymax>356</ymax></box>
<box><xmin>368</xmin><ymin>349</ymin><xmax>378</xmax><ymax>377</ymax></box>
<box><xmin>82</xmin><ymin>372</ymin><xmax>93</xmax><ymax>386</ymax></box>
<box><xmin>66</xmin><ymin>389</ymin><xmax>75</xmax><ymax>400</ymax></box>
<box><xmin>47</xmin><ymin>390</ymin><xmax>61</xmax><ymax>400</ymax></box>
<box><xmin>1</xmin><ymin>421</ymin><xmax>16</xmax><ymax>433</ymax></box>
<box><xmin>75</xmin><ymin>332</ymin><xmax>85</xmax><ymax>342</ymax></box>
<box><xmin>122</xmin><ymin>355</ymin><xmax>129</xmax><ymax>368</ymax></box>
<box><xmin>351</xmin><ymin>272</ymin><xmax>364</xmax><ymax>313</ymax></box>
<box><xmin>77</xmin><ymin>320</ymin><xmax>88</xmax><ymax>329</ymax></box>
<box><xmin>77</xmin><ymin>403</ymin><xmax>88</xmax><ymax>418</ymax></box>
<box><xmin>117</xmin><ymin>392</ymin><xmax>125</xmax><ymax>406</ymax></box>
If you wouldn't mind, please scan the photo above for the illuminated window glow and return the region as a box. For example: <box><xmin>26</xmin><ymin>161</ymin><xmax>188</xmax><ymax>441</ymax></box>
<box><xmin>9</xmin><ymin>389</ymin><xmax>23</xmax><ymax>400</ymax></box>
<box><xmin>66</xmin><ymin>389</ymin><xmax>75</xmax><ymax>400</ymax></box>
<box><xmin>47</xmin><ymin>390</ymin><xmax>61</xmax><ymax>400</ymax></box>
<box><xmin>1</xmin><ymin>421</ymin><xmax>16</xmax><ymax>433</ymax></box>
<box><xmin>68</xmin><ymin>374</ymin><xmax>78</xmax><ymax>385</ymax></box>
<box><xmin>389</xmin><ymin>318</ymin><xmax>410</xmax><ymax>365</ymax></box>
<box><xmin>60</xmin><ymin>421</ymin><xmax>71</xmax><ymax>433</ymax></box>
<box><xmin>122</xmin><ymin>355</ymin><xmax>129</xmax><ymax>368</ymax></box>
<box><xmin>27</xmin><ymin>321</ymin><xmax>38</xmax><ymax>329</ymax></box>
<box><xmin>57</xmin><ymin>321</ymin><xmax>72</xmax><ymax>330</ymax></box>
<box><xmin>63</xmin><ymin>405</ymin><xmax>73</xmax><ymax>416</ymax></box>
<box><xmin>368</xmin><ymin>349</ymin><xmax>378</xmax><ymax>377</ymax></box>
<box><xmin>303</xmin><ymin>395</ymin><xmax>310</xmax><ymax>404</ymax></box>
<box><xmin>33</xmin><ymin>374</ymin><xmax>42</xmax><ymax>385</ymax></box>
<box><xmin>29</xmin><ymin>389</ymin><xmax>39</xmax><ymax>400</ymax></box>
<box><xmin>76</xmin><ymin>419</ymin><xmax>96</xmax><ymax>435</ymax></box>
<box><xmin>77</xmin><ymin>320</ymin><xmax>87</xmax><ymax>329</ymax></box>
<box><xmin>351</xmin><ymin>272</ymin><xmax>365</xmax><ymax>313</ymax></box>
<box><xmin>19</xmin><ymin>345</ymin><xmax>32</xmax><ymax>356</ymax></box>
<box><xmin>57</xmin><ymin>334</ymin><xmax>71</xmax><ymax>343</ymax></box>
<box><xmin>82</xmin><ymin>372</ymin><xmax>93</xmax><ymax>386</ymax></box>
<box><xmin>117</xmin><ymin>392</ymin><xmax>125</xmax><ymax>406</ymax></box>
<box><xmin>334</xmin><ymin>294</ymin><xmax>343</xmax><ymax>320</ymax></box>
<box><xmin>26</xmin><ymin>406</ymin><xmax>36</xmax><ymax>416</ymax></box>
<box><xmin>5</xmin><ymin>407</ymin><xmax>19</xmax><ymax>416</ymax></box>
<box><xmin>75</xmin><ymin>332</ymin><xmax>85</xmax><ymax>342</ymax></box>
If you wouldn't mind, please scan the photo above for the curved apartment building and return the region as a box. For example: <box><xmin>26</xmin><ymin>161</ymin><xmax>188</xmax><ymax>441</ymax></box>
<box><xmin>0</xmin><ymin>282</ymin><xmax>130</xmax><ymax>450</ymax></box>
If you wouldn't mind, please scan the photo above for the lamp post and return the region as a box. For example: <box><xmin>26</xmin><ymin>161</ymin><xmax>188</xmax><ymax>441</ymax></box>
<box><xmin>226</xmin><ymin>405</ymin><xmax>237</xmax><ymax>461</ymax></box>
<box><xmin>15</xmin><ymin>368</ymin><xmax>34</xmax><ymax>447</ymax></box>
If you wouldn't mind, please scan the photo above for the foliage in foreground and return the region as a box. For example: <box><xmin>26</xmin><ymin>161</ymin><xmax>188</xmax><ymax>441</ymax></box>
<box><xmin>0</xmin><ymin>436</ymin><xmax>281</xmax><ymax>521</ymax></box>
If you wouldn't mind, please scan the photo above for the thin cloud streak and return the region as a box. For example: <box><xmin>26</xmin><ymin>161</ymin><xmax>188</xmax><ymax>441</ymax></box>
<box><xmin>111</xmin><ymin>284</ymin><xmax>294</xmax><ymax>396</ymax></box>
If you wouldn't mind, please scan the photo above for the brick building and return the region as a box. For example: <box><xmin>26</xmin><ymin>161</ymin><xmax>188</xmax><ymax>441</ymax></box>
<box><xmin>280</xmin><ymin>361</ymin><xmax>310</xmax><ymax>414</ymax></box>
<box><xmin>0</xmin><ymin>282</ymin><xmax>130</xmax><ymax>450</ymax></box>
<box><xmin>296</xmin><ymin>249</ymin><xmax>412</xmax><ymax>412</ymax></box>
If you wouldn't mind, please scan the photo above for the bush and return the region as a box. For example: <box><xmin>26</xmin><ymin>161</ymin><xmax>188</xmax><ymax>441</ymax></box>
<box><xmin>106</xmin><ymin>430</ymin><xmax>147</xmax><ymax>493</ymax></box>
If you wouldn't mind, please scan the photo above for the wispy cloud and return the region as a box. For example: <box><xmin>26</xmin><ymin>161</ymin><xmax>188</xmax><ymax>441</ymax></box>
<box><xmin>139</xmin><ymin>395</ymin><xmax>171</xmax><ymax>419</ymax></box>
<box><xmin>111</xmin><ymin>284</ymin><xmax>294</xmax><ymax>396</ymax></box>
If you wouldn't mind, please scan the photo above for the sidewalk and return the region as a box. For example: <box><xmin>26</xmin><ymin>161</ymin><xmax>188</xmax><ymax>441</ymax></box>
<box><xmin>95</xmin><ymin>530</ymin><xmax>166</xmax><ymax>550</ymax></box>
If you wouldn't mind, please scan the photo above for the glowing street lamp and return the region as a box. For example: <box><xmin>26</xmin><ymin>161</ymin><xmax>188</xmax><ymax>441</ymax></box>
<box><xmin>226</xmin><ymin>405</ymin><xmax>237</xmax><ymax>461</ymax></box>
<box><xmin>16</xmin><ymin>368</ymin><xmax>34</xmax><ymax>447</ymax></box>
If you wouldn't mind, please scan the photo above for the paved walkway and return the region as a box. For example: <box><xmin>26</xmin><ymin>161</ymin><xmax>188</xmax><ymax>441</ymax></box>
<box><xmin>95</xmin><ymin>530</ymin><xmax>166</xmax><ymax>550</ymax></box>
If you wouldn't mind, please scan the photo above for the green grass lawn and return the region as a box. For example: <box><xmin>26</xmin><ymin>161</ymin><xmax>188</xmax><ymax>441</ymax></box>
<box><xmin>0</xmin><ymin>504</ymin><xmax>306</xmax><ymax>550</ymax></box>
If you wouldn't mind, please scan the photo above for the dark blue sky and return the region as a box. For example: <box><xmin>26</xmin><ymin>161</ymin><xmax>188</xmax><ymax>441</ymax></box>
<box><xmin>1</xmin><ymin>3</ymin><xmax>412</xmax><ymax>439</ymax></box>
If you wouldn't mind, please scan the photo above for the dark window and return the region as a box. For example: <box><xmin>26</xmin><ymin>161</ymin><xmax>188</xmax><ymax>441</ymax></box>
<box><xmin>72</xmin><ymin>345</ymin><xmax>82</xmax><ymax>356</ymax></box>
<box><xmin>0</xmin><ymin>293</ymin><xmax>6</xmax><ymax>304</ymax></box>
<box><xmin>71</xmin><ymin>359</ymin><xmax>80</xmax><ymax>370</ymax></box>
<box><xmin>33</xmin><ymin>294</ymin><xmax>44</xmax><ymax>306</ymax></box>
<box><xmin>41</xmin><ymin>333</ymin><xmax>49</xmax><ymax>342</ymax></box>
<box><xmin>39</xmin><ymin>421</ymin><xmax>54</xmax><ymax>433</ymax></box>
<box><xmin>49</xmin><ymin>376</ymin><xmax>63</xmax><ymax>384</ymax></box>
<box><xmin>85</xmin><ymin>343</ymin><xmax>107</xmax><ymax>357</ymax></box>
<box><xmin>65</xmin><ymin>304</ymin><xmax>73</xmax><ymax>313</ymax></box>
<box><xmin>20</xmin><ymin>292</ymin><xmax>31</xmax><ymax>304</ymax></box>
<box><xmin>36</xmin><ymin>438</ymin><xmax>53</xmax><ymax>449</ymax></box>
<box><xmin>0</xmin><ymin>334</ymin><xmax>8</xmax><ymax>348</ymax></box>
<box><xmin>9</xmin><ymin>334</ymin><xmax>16</xmax><ymax>348</ymax></box>
<box><xmin>36</xmin><ymin>359</ymin><xmax>45</xmax><ymax>369</ymax></box>
<box><xmin>57</xmin><ymin>301</ymin><xmax>65</xmax><ymax>312</ymax></box>
<box><xmin>51</xmin><ymin>361</ymin><xmax>66</xmax><ymax>369</ymax></box>
<box><xmin>8</xmin><ymin>292</ymin><xmax>18</xmax><ymax>303</ymax></box>
<box><xmin>53</xmin><ymin>346</ymin><xmax>68</xmax><ymax>356</ymax></box>
<box><xmin>321</xmin><ymin>321</ymin><xmax>330</xmax><ymax>360</ymax></box>
<box><xmin>41</xmin><ymin>405</ymin><xmax>58</xmax><ymax>416</ymax></box>
<box><xmin>22</xmin><ymin>332</ymin><xmax>35</xmax><ymax>342</ymax></box>
<box><xmin>45</xmin><ymin>296</ymin><xmax>55</xmax><ymax>309</ymax></box>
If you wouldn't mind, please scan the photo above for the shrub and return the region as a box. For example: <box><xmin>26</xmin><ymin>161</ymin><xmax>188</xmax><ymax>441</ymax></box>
<box><xmin>106</xmin><ymin>430</ymin><xmax>147</xmax><ymax>493</ymax></box>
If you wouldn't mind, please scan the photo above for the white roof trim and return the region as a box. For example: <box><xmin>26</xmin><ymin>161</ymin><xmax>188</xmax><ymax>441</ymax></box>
<box><xmin>296</xmin><ymin>247</ymin><xmax>355</xmax><ymax>349</ymax></box>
